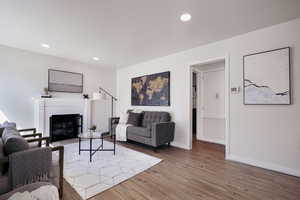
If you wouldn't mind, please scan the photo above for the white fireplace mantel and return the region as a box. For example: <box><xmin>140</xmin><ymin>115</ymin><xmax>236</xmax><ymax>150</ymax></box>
<box><xmin>34</xmin><ymin>98</ymin><xmax>91</xmax><ymax>137</ymax></box>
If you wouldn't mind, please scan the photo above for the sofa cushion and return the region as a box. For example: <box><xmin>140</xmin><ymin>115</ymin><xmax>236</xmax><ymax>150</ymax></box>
<box><xmin>127</xmin><ymin>112</ymin><xmax>143</xmax><ymax>126</ymax></box>
<box><xmin>142</xmin><ymin>111</ymin><xmax>170</xmax><ymax>128</ymax></box>
<box><xmin>2</xmin><ymin>128</ymin><xmax>29</xmax><ymax>155</ymax></box>
<box><xmin>127</xmin><ymin>126</ymin><xmax>151</xmax><ymax>138</ymax></box>
<box><xmin>0</xmin><ymin>173</ymin><xmax>10</xmax><ymax>195</ymax></box>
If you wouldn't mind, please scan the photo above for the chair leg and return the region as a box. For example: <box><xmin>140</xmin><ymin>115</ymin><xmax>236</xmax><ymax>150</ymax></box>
<box><xmin>59</xmin><ymin>188</ymin><xmax>63</xmax><ymax>199</ymax></box>
<box><xmin>168</xmin><ymin>142</ymin><xmax>171</xmax><ymax>147</ymax></box>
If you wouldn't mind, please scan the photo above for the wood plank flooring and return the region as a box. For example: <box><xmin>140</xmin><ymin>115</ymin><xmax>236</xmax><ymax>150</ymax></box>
<box><xmin>60</xmin><ymin>138</ymin><xmax>300</xmax><ymax>200</ymax></box>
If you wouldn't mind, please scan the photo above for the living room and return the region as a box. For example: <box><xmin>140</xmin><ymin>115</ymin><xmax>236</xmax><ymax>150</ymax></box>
<box><xmin>1</xmin><ymin>1</ymin><xmax>300</xmax><ymax>200</ymax></box>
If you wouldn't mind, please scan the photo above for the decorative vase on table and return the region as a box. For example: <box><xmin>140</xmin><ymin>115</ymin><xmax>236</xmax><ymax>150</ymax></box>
<box><xmin>41</xmin><ymin>87</ymin><xmax>52</xmax><ymax>98</ymax></box>
<box><xmin>89</xmin><ymin>125</ymin><xmax>97</xmax><ymax>137</ymax></box>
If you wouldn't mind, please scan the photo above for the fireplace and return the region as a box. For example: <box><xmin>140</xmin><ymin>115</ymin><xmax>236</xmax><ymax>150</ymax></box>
<box><xmin>50</xmin><ymin>114</ymin><xmax>83</xmax><ymax>142</ymax></box>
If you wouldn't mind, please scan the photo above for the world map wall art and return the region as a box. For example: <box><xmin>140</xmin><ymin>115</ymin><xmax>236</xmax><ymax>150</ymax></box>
<box><xmin>131</xmin><ymin>71</ymin><xmax>170</xmax><ymax>106</ymax></box>
<box><xmin>243</xmin><ymin>47</ymin><xmax>291</xmax><ymax>105</ymax></box>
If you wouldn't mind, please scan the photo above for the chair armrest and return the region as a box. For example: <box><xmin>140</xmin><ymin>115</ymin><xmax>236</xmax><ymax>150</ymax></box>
<box><xmin>22</xmin><ymin>133</ymin><xmax>42</xmax><ymax>138</ymax></box>
<box><xmin>19</xmin><ymin>129</ymin><xmax>43</xmax><ymax>146</ymax></box>
<box><xmin>27</xmin><ymin>136</ymin><xmax>50</xmax><ymax>147</ymax></box>
<box><xmin>151</xmin><ymin>122</ymin><xmax>175</xmax><ymax>147</ymax></box>
<box><xmin>51</xmin><ymin>145</ymin><xmax>64</xmax><ymax>198</ymax></box>
<box><xmin>110</xmin><ymin>117</ymin><xmax>120</xmax><ymax>124</ymax></box>
<box><xmin>109</xmin><ymin>117</ymin><xmax>120</xmax><ymax>135</ymax></box>
<box><xmin>18</xmin><ymin>128</ymin><xmax>36</xmax><ymax>134</ymax></box>
<box><xmin>8</xmin><ymin>147</ymin><xmax>52</xmax><ymax>189</ymax></box>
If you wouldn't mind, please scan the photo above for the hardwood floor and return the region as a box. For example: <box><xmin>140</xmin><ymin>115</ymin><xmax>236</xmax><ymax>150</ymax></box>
<box><xmin>61</xmin><ymin>138</ymin><xmax>300</xmax><ymax>200</ymax></box>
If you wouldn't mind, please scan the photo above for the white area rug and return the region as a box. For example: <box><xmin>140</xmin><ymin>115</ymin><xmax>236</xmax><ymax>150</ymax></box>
<box><xmin>62</xmin><ymin>140</ymin><xmax>162</xmax><ymax>199</ymax></box>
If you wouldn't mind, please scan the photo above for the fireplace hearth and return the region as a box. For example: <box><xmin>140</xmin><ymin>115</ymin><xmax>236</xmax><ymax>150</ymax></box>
<box><xmin>50</xmin><ymin>114</ymin><xmax>82</xmax><ymax>142</ymax></box>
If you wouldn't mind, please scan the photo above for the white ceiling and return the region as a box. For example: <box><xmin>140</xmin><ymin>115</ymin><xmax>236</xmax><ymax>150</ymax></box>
<box><xmin>0</xmin><ymin>0</ymin><xmax>300</xmax><ymax>68</ymax></box>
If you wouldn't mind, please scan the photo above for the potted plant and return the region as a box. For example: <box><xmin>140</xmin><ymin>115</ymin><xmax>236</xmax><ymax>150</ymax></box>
<box><xmin>89</xmin><ymin>125</ymin><xmax>97</xmax><ymax>132</ymax></box>
<box><xmin>41</xmin><ymin>87</ymin><xmax>52</xmax><ymax>98</ymax></box>
<box><xmin>44</xmin><ymin>87</ymin><xmax>49</xmax><ymax>95</ymax></box>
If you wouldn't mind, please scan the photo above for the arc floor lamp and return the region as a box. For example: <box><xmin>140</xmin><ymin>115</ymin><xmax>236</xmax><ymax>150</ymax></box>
<box><xmin>93</xmin><ymin>87</ymin><xmax>117</xmax><ymax>135</ymax></box>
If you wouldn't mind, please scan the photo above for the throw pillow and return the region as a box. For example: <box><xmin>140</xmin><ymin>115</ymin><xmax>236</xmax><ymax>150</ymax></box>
<box><xmin>127</xmin><ymin>112</ymin><xmax>143</xmax><ymax>126</ymax></box>
<box><xmin>0</xmin><ymin>121</ymin><xmax>17</xmax><ymax>137</ymax></box>
<box><xmin>2</xmin><ymin>121</ymin><xmax>17</xmax><ymax>129</ymax></box>
<box><xmin>2</xmin><ymin>128</ymin><xmax>29</xmax><ymax>155</ymax></box>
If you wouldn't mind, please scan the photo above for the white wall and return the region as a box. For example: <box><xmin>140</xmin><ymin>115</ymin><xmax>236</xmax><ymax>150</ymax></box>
<box><xmin>195</xmin><ymin>61</ymin><xmax>225</xmax><ymax>145</ymax></box>
<box><xmin>117</xmin><ymin>18</ymin><xmax>300</xmax><ymax>177</ymax></box>
<box><xmin>0</xmin><ymin>45</ymin><xmax>116</xmax><ymax>131</ymax></box>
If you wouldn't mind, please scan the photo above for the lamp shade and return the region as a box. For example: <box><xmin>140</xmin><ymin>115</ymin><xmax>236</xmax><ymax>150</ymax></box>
<box><xmin>93</xmin><ymin>92</ymin><xmax>101</xmax><ymax>100</ymax></box>
<box><xmin>101</xmin><ymin>92</ymin><xmax>107</xmax><ymax>100</ymax></box>
<box><xmin>93</xmin><ymin>92</ymin><xmax>107</xmax><ymax>100</ymax></box>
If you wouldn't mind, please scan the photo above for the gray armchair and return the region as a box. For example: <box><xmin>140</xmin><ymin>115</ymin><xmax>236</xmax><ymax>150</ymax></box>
<box><xmin>0</xmin><ymin>127</ymin><xmax>64</xmax><ymax>198</ymax></box>
<box><xmin>111</xmin><ymin>111</ymin><xmax>175</xmax><ymax>151</ymax></box>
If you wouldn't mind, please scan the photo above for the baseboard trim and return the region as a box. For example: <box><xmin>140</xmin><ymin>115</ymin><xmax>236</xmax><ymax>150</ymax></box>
<box><xmin>171</xmin><ymin>142</ymin><xmax>190</xmax><ymax>150</ymax></box>
<box><xmin>196</xmin><ymin>138</ymin><xmax>225</xmax><ymax>145</ymax></box>
<box><xmin>227</xmin><ymin>154</ymin><xmax>300</xmax><ymax>178</ymax></box>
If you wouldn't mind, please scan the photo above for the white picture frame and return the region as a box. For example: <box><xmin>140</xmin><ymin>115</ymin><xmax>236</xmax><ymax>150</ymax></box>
<box><xmin>243</xmin><ymin>47</ymin><xmax>291</xmax><ymax>105</ymax></box>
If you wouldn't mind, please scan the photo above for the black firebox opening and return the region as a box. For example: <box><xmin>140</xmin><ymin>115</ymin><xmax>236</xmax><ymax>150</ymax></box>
<box><xmin>50</xmin><ymin>114</ymin><xmax>83</xmax><ymax>142</ymax></box>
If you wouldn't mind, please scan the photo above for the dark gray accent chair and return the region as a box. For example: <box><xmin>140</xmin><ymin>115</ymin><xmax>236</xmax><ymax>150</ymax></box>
<box><xmin>110</xmin><ymin>111</ymin><xmax>175</xmax><ymax>151</ymax></box>
<box><xmin>0</xmin><ymin>126</ymin><xmax>64</xmax><ymax>198</ymax></box>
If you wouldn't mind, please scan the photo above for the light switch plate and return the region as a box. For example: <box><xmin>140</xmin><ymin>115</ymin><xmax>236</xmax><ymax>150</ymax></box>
<box><xmin>231</xmin><ymin>87</ymin><xmax>241</xmax><ymax>94</ymax></box>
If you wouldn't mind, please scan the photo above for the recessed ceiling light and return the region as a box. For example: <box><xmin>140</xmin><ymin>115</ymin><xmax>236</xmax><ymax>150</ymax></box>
<box><xmin>41</xmin><ymin>43</ymin><xmax>50</xmax><ymax>48</ymax></box>
<box><xmin>93</xmin><ymin>57</ymin><xmax>100</xmax><ymax>61</ymax></box>
<box><xmin>180</xmin><ymin>13</ymin><xmax>192</xmax><ymax>22</ymax></box>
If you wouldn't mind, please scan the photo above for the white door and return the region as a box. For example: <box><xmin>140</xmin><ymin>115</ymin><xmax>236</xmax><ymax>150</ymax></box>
<box><xmin>198</xmin><ymin>68</ymin><xmax>225</xmax><ymax>145</ymax></box>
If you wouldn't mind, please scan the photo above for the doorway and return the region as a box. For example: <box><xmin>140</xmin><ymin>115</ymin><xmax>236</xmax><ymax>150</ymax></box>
<box><xmin>189</xmin><ymin>57</ymin><xmax>229</xmax><ymax>158</ymax></box>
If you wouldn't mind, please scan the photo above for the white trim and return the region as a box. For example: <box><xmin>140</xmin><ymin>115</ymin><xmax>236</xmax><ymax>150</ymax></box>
<box><xmin>171</xmin><ymin>141</ymin><xmax>190</xmax><ymax>150</ymax></box>
<box><xmin>192</xmin><ymin>68</ymin><xmax>202</xmax><ymax>74</ymax></box>
<box><xmin>188</xmin><ymin>55</ymin><xmax>230</xmax><ymax>159</ymax></box>
<box><xmin>224</xmin><ymin>54</ymin><xmax>230</xmax><ymax>159</ymax></box>
<box><xmin>227</xmin><ymin>154</ymin><xmax>300</xmax><ymax>178</ymax></box>
<box><xmin>190</xmin><ymin>57</ymin><xmax>226</xmax><ymax>66</ymax></box>
<box><xmin>202</xmin><ymin>67</ymin><xmax>225</xmax><ymax>73</ymax></box>
<box><xmin>198</xmin><ymin>71</ymin><xmax>204</xmax><ymax>141</ymax></box>
<box><xmin>197</xmin><ymin>138</ymin><xmax>225</xmax><ymax>145</ymax></box>
<box><xmin>34</xmin><ymin>98</ymin><xmax>91</xmax><ymax>137</ymax></box>
<box><xmin>203</xmin><ymin>114</ymin><xmax>225</xmax><ymax>119</ymax></box>
<box><xmin>192</xmin><ymin>70</ymin><xmax>205</xmax><ymax>143</ymax></box>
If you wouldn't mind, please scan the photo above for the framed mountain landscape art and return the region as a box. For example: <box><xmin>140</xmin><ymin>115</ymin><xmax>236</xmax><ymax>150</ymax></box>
<box><xmin>243</xmin><ymin>47</ymin><xmax>291</xmax><ymax>105</ymax></box>
<box><xmin>131</xmin><ymin>71</ymin><xmax>170</xmax><ymax>106</ymax></box>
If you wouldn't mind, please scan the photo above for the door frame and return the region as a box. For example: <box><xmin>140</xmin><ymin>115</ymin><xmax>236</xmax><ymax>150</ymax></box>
<box><xmin>188</xmin><ymin>55</ymin><xmax>230</xmax><ymax>159</ymax></box>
